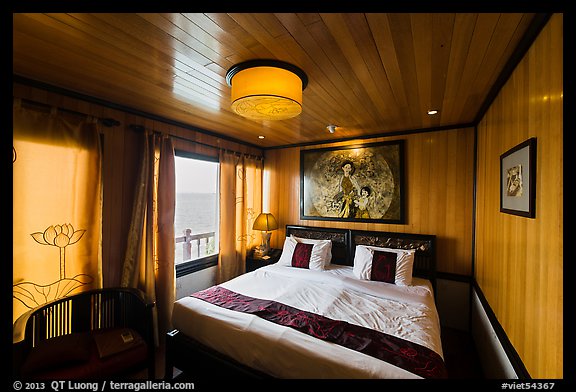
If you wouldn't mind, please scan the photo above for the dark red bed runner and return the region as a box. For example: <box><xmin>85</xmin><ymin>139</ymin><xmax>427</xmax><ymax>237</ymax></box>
<box><xmin>191</xmin><ymin>286</ymin><xmax>447</xmax><ymax>379</ymax></box>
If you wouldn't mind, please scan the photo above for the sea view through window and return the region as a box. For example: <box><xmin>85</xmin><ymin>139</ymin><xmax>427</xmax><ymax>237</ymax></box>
<box><xmin>174</xmin><ymin>154</ymin><xmax>219</xmax><ymax>265</ymax></box>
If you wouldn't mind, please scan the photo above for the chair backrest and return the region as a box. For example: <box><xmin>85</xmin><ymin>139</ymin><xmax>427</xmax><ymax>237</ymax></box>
<box><xmin>20</xmin><ymin>288</ymin><xmax>155</xmax><ymax>349</ymax></box>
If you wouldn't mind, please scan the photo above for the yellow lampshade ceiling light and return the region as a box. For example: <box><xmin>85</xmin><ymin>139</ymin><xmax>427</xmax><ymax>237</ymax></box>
<box><xmin>226</xmin><ymin>60</ymin><xmax>308</xmax><ymax>121</ymax></box>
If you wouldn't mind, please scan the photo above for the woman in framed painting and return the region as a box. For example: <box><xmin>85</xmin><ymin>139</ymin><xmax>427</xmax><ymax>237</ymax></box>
<box><xmin>336</xmin><ymin>160</ymin><xmax>360</xmax><ymax>218</ymax></box>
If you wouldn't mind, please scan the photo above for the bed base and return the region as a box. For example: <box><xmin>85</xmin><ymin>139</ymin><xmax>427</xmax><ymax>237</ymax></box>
<box><xmin>165</xmin><ymin>329</ymin><xmax>272</xmax><ymax>380</ymax></box>
<box><xmin>165</xmin><ymin>225</ymin><xmax>436</xmax><ymax>380</ymax></box>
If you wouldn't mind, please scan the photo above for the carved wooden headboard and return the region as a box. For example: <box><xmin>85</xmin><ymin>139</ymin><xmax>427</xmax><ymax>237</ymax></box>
<box><xmin>285</xmin><ymin>225</ymin><xmax>350</xmax><ymax>265</ymax></box>
<box><xmin>285</xmin><ymin>225</ymin><xmax>437</xmax><ymax>292</ymax></box>
<box><xmin>350</xmin><ymin>230</ymin><xmax>437</xmax><ymax>291</ymax></box>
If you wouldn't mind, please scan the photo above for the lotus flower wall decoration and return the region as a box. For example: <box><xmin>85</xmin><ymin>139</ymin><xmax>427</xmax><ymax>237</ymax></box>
<box><xmin>13</xmin><ymin>223</ymin><xmax>94</xmax><ymax>309</ymax></box>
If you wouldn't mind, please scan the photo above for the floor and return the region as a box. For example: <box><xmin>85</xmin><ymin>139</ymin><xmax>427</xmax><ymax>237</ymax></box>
<box><xmin>151</xmin><ymin>327</ymin><xmax>484</xmax><ymax>380</ymax></box>
<box><xmin>441</xmin><ymin>326</ymin><xmax>484</xmax><ymax>379</ymax></box>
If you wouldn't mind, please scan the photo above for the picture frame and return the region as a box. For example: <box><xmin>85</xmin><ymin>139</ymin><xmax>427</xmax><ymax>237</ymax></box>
<box><xmin>300</xmin><ymin>140</ymin><xmax>405</xmax><ymax>224</ymax></box>
<box><xmin>500</xmin><ymin>137</ymin><xmax>537</xmax><ymax>218</ymax></box>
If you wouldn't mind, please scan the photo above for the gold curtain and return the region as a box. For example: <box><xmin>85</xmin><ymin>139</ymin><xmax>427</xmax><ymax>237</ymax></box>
<box><xmin>12</xmin><ymin>103</ymin><xmax>103</xmax><ymax>327</ymax></box>
<box><xmin>120</xmin><ymin>131</ymin><xmax>175</xmax><ymax>344</ymax></box>
<box><xmin>218</xmin><ymin>151</ymin><xmax>263</xmax><ymax>283</ymax></box>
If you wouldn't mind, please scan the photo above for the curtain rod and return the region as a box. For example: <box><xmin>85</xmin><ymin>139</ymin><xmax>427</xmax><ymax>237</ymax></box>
<box><xmin>15</xmin><ymin>97</ymin><xmax>120</xmax><ymax>128</ymax></box>
<box><xmin>129</xmin><ymin>124</ymin><xmax>263</xmax><ymax>161</ymax></box>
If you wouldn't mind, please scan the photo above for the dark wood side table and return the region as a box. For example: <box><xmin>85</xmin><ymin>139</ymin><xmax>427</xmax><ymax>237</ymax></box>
<box><xmin>246</xmin><ymin>248</ymin><xmax>282</xmax><ymax>272</ymax></box>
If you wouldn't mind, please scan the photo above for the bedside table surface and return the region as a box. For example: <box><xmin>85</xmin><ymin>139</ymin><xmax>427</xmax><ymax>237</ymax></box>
<box><xmin>246</xmin><ymin>248</ymin><xmax>282</xmax><ymax>272</ymax></box>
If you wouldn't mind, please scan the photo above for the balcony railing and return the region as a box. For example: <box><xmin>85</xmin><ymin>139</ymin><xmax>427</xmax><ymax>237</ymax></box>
<box><xmin>175</xmin><ymin>229</ymin><xmax>216</xmax><ymax>264</ymax></box>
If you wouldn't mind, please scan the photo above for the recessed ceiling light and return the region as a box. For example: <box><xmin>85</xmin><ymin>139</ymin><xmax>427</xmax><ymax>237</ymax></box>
<box><xmin>258</xmin><ymin>135</ymin><xmax>265</xmax><ymax>139</ymax></box>
<box><xmin>427</xmin><ymin>109</ymin><xmax>438</xmax><ymax>115</ymax></box>
<box><xmin>326</xmin><ymin>124</ymin><xmax>337</xmax><ymax>134</ymax></box>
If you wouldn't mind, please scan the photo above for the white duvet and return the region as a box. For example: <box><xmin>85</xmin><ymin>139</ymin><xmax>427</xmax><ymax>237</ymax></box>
<box><xmin>172</xmin><ymin>263</ymin><xmax>443</xmax><ymax>379</ymax></box>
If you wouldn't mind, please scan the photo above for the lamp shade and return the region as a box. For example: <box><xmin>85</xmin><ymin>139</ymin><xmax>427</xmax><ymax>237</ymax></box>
<box><xmin>226</xmin><ymin>60</ymin><xmax>308</xmax><ymax>121</ymax></box>
<box><xmin>252</xmin><ymin>213</ymin><xmax>278</xmax><ymax>232</ymax></box>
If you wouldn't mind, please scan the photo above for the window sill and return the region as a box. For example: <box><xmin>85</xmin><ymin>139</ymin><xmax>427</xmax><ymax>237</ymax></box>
<box><xmin>176</xmin><ymin>254</ymin><xmax>218</xmax><ymax>278</ymax></box>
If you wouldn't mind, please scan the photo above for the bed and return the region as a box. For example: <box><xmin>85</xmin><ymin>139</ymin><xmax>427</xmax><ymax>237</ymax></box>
<box><xmin>166</xmin><ymin>225</ymin><xmax>445</xmax><ymax>380</ymax></box>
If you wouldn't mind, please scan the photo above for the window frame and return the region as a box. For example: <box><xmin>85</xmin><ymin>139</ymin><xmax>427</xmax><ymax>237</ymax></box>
<box><xmin>174</xmin><ymin>150</ymin><xmax>219</xmax><ymax>278</ymax></box>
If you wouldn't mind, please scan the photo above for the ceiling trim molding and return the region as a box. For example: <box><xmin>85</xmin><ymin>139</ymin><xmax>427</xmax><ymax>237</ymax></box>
<box><xmin>265</xmin><ymin>122</ymin><xmax>476</xmax><ymax>150</ymax></box>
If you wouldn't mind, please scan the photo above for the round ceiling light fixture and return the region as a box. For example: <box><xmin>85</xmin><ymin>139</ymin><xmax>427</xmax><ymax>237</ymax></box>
<box><xmin>226</xmin><ymin>60</ymin><xmax>308</xmax><ymax>121</ymax></box>
<box><xmin>327</xmin><ymin>124</ymin><xmax>337</xmax><ymax>134</ymax></box>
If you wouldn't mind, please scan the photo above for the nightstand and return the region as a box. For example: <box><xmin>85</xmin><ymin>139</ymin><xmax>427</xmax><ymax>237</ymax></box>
<box><xmin>246</xmin><ymin>248</ymin><xmax>282</xmax><ymax>272</ymax></box>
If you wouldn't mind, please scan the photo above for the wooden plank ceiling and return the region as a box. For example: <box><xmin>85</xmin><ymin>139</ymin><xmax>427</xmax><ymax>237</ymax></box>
<box><xmin>13</xmin><ymin>13</ymin><xmax>538</xmax><ymax>148</ymax></box>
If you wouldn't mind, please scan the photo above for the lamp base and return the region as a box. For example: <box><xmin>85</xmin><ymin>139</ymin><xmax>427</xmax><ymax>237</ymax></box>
<box><xmin>254</xmin><ymin>232</ymin><xmax>272</xmax><ymax>257</ymax></box>
<box><xmin>253</xmin><ymin>246</ymin><xmax>267</xmax><ymax>259</ymax></box>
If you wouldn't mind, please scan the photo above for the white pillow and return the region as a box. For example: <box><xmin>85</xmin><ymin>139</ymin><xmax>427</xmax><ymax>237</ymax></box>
<box><xmin>352</xmin><ymin>245</ymin><xmax>416</xmax><ymax>285</ymax></box>
<box><xmin>352</xmin><ymin>245</ymin><xmax>374</xmax><ymax>280</ymax></box>
<box><xmin>277</xmin><ymin>236</ymin><xmax>298</xmax><ymax>266</ymax></box>
<box><xmin>277</xmin><ymin>236</ymin><xmax>330</xmax><ymax>270</ymax></box>
<box><xmin>290</xmin><ymin>235</ymin><xmax>332</xmax><ymax>267</ymax></box>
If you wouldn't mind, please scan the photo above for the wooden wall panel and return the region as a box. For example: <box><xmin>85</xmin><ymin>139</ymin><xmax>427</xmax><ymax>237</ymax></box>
<box><xmin>475</xmin><ymin>14</ymin><xmax>563</xmax><ymax>378</ymax></box>
<box><xmin>265</xmin><ymin>127</ymin><xmax>475</xmax><ymax>275</ymax></box>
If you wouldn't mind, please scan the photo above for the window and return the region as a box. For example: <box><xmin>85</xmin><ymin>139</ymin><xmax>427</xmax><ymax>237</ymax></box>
<box><xmin>174</xmin><ymin>151</ymin><xmax>219</xmax><ymax>277</ymax></box>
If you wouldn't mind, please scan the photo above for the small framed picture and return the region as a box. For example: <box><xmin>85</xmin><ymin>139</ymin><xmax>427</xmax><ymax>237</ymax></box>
<box><xmin>500</xmin><ymin>138</ymin><xmax>537</xmax><ymax>218</ymax></box>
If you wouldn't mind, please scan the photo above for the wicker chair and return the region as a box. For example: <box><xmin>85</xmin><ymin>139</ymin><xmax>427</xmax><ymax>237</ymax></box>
<box><xmin>13</xmin><ymin>287</ymin><xmax>156</xmax><ymax>379</ymax></box>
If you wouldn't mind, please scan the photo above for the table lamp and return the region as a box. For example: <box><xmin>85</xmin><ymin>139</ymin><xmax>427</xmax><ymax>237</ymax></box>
<box><xmin>252</xmin><ymin>213</ymin><xmax>278</xmax><ymax>256</ymax></box>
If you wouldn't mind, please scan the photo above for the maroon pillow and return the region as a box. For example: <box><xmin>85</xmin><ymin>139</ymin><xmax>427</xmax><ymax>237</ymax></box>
<box><xmin>370</xmin><ymin>250</ymin><xmax>397</xmax><ymax>283</ymax></box>
<box><xmin>291</xmin><ymin>242</ymin><xmax>313</xmax><ymax>268</ymax></box>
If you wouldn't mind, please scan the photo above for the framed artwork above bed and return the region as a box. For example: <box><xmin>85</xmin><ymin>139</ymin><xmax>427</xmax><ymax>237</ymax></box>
<box><xmin>300</xmin><ymin>140</ymin><xmax>405</xmax><ymax>224</ymax></box>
